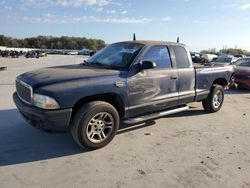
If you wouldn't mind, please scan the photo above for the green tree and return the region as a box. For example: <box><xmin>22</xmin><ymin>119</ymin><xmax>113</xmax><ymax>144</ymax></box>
<box><xmin>0</xmin><ymin>35</ymin><xmax>106</xmax><ymax>50</ymax></box>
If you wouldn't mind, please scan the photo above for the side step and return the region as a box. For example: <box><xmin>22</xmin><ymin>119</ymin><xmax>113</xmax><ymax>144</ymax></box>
<box><xmin>122</xmin><ymin>105</ymin><xmax>189</xmax><ymax>124</ymax></box>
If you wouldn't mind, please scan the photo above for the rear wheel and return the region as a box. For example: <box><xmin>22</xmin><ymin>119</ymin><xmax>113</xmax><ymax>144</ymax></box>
<box><xmin>202</xmin><ymin>84</ymin><xmax>224</xmax><ymax>113</ymax></box>
<box><xmin>71</xmin><ymin>101</ymin><xmax>119</xmax><ymax>149</ymax></box>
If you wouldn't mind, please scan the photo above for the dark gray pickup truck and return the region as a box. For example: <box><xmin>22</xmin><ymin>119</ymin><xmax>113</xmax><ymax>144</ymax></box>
<box><xmin>13</xmin><ymin>40</ymin><xmax>234</xmax><ymax>149</ymax></box>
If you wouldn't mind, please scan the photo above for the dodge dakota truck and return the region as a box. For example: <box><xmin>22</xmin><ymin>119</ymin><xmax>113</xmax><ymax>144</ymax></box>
<box><xmin>13</xmin><ymin>40</ymin><xmax>234</xmax><ymax>149</ymax></box>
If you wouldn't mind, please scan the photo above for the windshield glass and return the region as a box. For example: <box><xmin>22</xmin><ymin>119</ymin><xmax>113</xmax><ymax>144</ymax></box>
<box><xmin>215</xmin><ymin>58</ymin><xmax>232</xmax><ymax>63</ymax></box>
<box><xmin>234</xmin><ymin>59</ymin><xmax>250</xmax><ymax>67</ymax></box>
<box><xmin>85</xmin><ymin>43</ymin><xmax>144</xmax><ymax>69</ymax></box>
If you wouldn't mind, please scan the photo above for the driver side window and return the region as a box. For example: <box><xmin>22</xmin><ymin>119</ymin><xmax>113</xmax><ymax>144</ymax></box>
<box><xmin>143</xmin><ymin>45</ymin><xmax>172</xmax><ymax>68</ymax></box>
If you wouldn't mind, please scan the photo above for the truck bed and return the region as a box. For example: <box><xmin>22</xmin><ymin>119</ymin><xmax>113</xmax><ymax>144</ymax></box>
<box><xmin>194</xmin><ymin>65</ymin><xmax>234</xmax><ymax>101</ymax></box>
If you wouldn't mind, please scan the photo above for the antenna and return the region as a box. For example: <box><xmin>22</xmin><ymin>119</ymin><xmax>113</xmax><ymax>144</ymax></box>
<box><xmin>177</xmin><ymin>37</ymin><xmax>179</xmax><ymax>43</ymax></box>
<box><xmin>133</xmin><ymin>33</ymin><xmax>136</xmax><ymax>41</ymax></box>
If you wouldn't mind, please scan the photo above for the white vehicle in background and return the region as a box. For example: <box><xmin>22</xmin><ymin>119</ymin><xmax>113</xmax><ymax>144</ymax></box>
<box><xmin>201</xmin><ymin>53</ymin><xmax>218</xmax><ymax>62</ymax></box>
<box><xmin>67</xmin><ymin>51</ymin><xmax>78</xmax><ymax>55</ymax></box>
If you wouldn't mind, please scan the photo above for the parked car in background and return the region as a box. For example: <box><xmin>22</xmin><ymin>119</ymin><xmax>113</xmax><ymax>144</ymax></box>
<box><xmin>67</xmin><ymin>51</ymin><xmax>78</xmax><ymax>55</ymax></box>
<box><xmin>25</xmin><ymin>50</ymin><xmax>47</xmax><ymax>58</ymax></box>
<box><xmin>200</xmin><ymin>53</ymin><xmax>218</xmax><ymax>66</ymax></box>
<box><xmin>233</xmin><ymin>58</ymin><xmax>250</xmax><ymax>89</ymax></box>
<box><xmin>0</xmin><ymin>50</ymin><xmax>9</xmax><ymax>57</ymax></box>
<box><xmin>210</xmin><ymin>55</ymin><xmax>239</xmax><ymax>67</ymax></box>
<box><xmin>78</xmin><ymin>49</ymin><xmax>95</xmax><ymax>56</ymax></box>
<box><xmin>234</xmin><ymin>54</ymin><xmax>246</xmax><ymax>58</ymax></box>
<box><xmin>201</xmin><ymin>53</ymin><xmax>218</xmax><ymax>62</ymax></box>
<box><xmin>191</xmin><ymin>52</ymin><xmax>200</xmax><ymax>61</ymax></box>
<box><xmin>25</xmin><ymin>51</ymin><xmax>38</xmax><ymax>58</ymax></box>
<box><xmin>0</xmin><ymin>50</ymin><xmax>22</xmax><ymax>58</ymax></box>
<box><xmin>38</xmin><ymin>51</ymin><xmax>47</xmax><ymax>57</ymax></box>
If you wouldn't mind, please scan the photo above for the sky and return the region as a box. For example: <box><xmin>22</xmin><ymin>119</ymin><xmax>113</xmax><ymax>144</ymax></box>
<box><xmin>0</xmin><ymin>0</ymin><xmax>250</xmax><ymax>52</ymax></box>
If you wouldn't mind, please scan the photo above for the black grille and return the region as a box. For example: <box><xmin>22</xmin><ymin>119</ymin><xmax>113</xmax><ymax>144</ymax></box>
<box><xmin>16</xmin><ymin>80</ymin><xmax>32</xmax><ymax>104</ymax></box>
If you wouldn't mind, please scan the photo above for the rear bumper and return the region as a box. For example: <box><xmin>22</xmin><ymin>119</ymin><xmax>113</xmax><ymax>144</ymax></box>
<box><xmin>13</xmin><ymin>92</ymin><xmax>72</xmax><ymax>131</ymax></box>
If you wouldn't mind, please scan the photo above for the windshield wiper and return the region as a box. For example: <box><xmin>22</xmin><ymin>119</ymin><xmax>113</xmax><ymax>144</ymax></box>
<box><xmin>82</xmin><ymin>60</ymin><xmax>105</xmax><ymax>66</ymax></box>
<box><xmin>81</xmin><ymin>60</ymin><xmax>91</xmax><ymax>66</ymax></box>
<box><xmin>90</xmin><ymin>61</ymin><xmax>106</xmax><ymax>67</ymax></box>
<box><xmin>82</xmin><ymin>60</ymin><xmax>113</xmax><ymax>68</ymax></box>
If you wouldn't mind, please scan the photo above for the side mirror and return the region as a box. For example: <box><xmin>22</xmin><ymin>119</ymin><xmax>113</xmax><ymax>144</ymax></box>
<box><xmin>141</xmin><ymin>60</ymin><xmax>156</xmax><ymax>70</ymax></box>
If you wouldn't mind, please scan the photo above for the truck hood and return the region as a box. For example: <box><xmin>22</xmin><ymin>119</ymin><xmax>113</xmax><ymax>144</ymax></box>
<box><xmin>18</xmin><ymin>64</ymin><xmax>126</xmax><ymax>88</ymax></box>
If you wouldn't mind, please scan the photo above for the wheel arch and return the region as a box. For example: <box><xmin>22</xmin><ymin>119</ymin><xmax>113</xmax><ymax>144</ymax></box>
<box><xmin>70</xmin><ymin>93</ymin><xmax>125</xmax><ymax>124</ymax></box>
<box><xmin>212</xmin><ymin>78</ymin><xmax>228</xmax><ymax>87</ymax></box>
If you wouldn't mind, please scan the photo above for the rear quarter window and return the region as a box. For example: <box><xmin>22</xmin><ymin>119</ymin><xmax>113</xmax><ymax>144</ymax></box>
<box><xmin>172</xmin><ymin>46</ymin><xmax>190</xmax><ymax>68</ymax></box>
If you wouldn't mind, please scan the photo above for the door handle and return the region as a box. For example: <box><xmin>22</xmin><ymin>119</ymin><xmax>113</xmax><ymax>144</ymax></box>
<box><xmin>170</xmin><ymin>76</ymin><xmax>178</xmax><ymax>80</ymax></box>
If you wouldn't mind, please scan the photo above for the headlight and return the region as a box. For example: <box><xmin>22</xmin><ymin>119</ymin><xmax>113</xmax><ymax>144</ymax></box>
<box><xmin>33</xmin><ymin>93</ymin><xmax>60</xmax><ymax>110</ymax></box>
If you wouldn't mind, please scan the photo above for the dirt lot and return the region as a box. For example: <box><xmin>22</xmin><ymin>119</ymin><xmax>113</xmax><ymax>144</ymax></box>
<box><xmin>0</xmin><ymin>55</ymin><xmax>250</xmax><ymax>188</ymax></box>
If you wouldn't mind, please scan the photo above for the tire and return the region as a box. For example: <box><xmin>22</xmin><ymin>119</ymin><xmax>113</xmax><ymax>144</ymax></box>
<box><xmin>202</xmin><ymin>84</ymin><xmax>224</xmax><ymax>113</ymax></box>
<box><xmin>70</xmin><ymin>101</ymin><xmax>119</xmax><ymax>149</ymax></box>
<box><xmin>228</xmin><ymin>74</ymin><xmax>237</xmax><ymax>89</ymax></box>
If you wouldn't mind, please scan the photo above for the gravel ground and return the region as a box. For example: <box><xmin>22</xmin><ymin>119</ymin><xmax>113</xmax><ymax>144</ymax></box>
<box><xmin>0</xmin><ymin>55</ymin><xmax>250</xmax><ymax>188</ymax></box>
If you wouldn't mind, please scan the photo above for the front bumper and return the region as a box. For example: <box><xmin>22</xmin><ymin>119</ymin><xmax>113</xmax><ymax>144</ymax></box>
<box><xmin>13</xmin><ymin>92</ymin><xmax>72</xmax><ymax>131</ymax></box>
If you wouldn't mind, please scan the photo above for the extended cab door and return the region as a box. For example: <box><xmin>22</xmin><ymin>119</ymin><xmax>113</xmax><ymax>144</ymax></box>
<box><xmin>168</xmin><ymin>45</ymin><xmax>196</xmax><ymax>104</ymax></box>
<box><xmin>127</xmin><ymin>45</ymin><xmax>179</xmax><ymax>117</ymax></box>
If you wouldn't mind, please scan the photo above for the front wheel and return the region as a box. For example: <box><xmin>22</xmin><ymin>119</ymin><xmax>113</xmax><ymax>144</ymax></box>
<box><xmin>202</xmin><ymin>84</ymin><xmax>224</xmax><ymax>113</ymax></box>
<box><xmin>71</xmin><ymin>101</ymin><xmax>119</xmax><ymax>149</ymax></box>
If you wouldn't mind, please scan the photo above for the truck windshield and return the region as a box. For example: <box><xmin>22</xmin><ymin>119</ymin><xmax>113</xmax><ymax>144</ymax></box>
<box><xmin>84</xmin><ymin>43</ymin><xmax>144</xmax><ymax>69</ymax></box>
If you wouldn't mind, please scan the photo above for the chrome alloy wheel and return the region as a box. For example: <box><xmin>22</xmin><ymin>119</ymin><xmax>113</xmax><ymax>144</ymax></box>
<box><xmin>86</xmin><ymin>112</ymin><xmax>114</xmax><ymax>143</ymax></box>
<box><xmin>213</xmin><ymin>90</ymin><xmax>223</xmax><ymax>108</ymax></box>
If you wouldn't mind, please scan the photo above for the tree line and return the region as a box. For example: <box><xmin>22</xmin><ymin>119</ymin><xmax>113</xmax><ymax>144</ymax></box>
<box><xmin>219</xmin><ymin>48</ymin><xmax>250</xmax><ymax>56</ymax></box>
<box><xmin>201</xmin><ymin>48</ymin><xmax>250</xmax><ymax>56</ymax></box>
<box><xmin>0</xmin><ymin>35</ymin><xmax>106</xmax><ymax>51</ymax></box>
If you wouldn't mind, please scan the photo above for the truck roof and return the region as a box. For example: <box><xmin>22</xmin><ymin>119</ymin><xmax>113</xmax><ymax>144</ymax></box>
<box><xmin>116</xmin><ymin>40</ymin><xmax>186</xmax><ymax>47</ymax></box>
